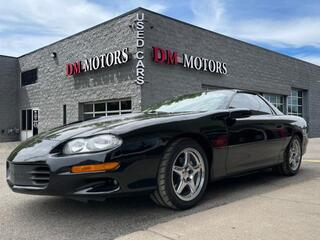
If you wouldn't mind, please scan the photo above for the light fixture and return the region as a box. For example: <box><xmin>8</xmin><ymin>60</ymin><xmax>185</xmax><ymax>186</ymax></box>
<box><xmin>63</xmin><ymin>135</ymin><xmax>123</xmax><ymax>155</ymax></box>
<box><xmin>71</xmin><ymin>162</ymin><xmax>120</xmax><ymax>173</ymax></box>
<box><xmin>50</xmin><ymin>52</ymin><xmax>57</xmax><ymax>58</ymax></box>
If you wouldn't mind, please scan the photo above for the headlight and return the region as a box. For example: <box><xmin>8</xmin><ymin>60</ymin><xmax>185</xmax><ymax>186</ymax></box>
<box><xmin>63</xmin><ymin>134</ymin><xmax>122</xmax><ymax>155</ymax></box>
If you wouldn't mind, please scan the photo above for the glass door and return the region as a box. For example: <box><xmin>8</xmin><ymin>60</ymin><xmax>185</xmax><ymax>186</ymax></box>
<box><xmin>20</xmin><ymin>109</ymin><xmax>38</xmax><ymax>141</ymax></box>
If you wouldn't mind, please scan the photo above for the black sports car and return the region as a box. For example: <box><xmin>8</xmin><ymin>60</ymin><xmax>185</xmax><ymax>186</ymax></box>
<box><xmin>7</xmin><ymin>89</ymin><xmax>308</xmax><ymax>209</ymax></box>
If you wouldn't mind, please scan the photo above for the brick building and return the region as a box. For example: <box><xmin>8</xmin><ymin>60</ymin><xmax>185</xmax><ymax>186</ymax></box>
<box><xmin>0</xmin><ymin>7</ymin><xmax>320</xmax><ymax>142</ymax></box>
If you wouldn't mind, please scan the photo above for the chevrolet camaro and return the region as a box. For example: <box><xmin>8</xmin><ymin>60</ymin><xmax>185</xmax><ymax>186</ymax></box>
<box><xmin>6</xmin><ymin>90</ymin><xmax>308</xmax><ymax>209</ymax></box>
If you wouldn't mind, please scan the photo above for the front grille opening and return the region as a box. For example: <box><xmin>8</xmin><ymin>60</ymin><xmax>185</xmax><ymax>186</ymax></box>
<box><xmin>87</xmin><ymin>178</ymin><xmax>119</xmax><ymax>193</ymax></box>
<box><xmin>30</xmin><ymin>166</ymin><xmax>50</xmax><ymax>187</ymax></box>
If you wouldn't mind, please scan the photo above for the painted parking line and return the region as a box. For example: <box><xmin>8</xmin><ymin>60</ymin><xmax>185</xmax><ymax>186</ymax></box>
<box><xmin>303</xmin><ymin>159</ymin><xmax>320</xmax><ymax>163</ymax></box>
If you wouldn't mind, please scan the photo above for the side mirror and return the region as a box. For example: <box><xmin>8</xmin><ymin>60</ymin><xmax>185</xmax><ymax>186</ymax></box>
<box><xmin>229</xmin><ymin>108</ymin><xmax>252</xmax><ymax>119</ymax></box>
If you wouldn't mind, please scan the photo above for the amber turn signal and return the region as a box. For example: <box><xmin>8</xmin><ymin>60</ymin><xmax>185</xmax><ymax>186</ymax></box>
<box><xmin>71</xmin><ymin>162</ymin><xmax>119</xmax><ymax>173</ymax></box>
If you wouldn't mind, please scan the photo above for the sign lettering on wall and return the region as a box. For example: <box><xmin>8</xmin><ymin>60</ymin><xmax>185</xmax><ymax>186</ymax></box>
<box><xmin>135</xmin><ymin>13</ymin><xmax>145</xmax><ymax>85</ymax></box>
<box><xmin>65</xmin><ymin>48</ymin><xmax>130</xmax><ymax>77</ymax></box>
<box><xmin>152</xmin><ymin>47</ymin><xmax>228</xmax><ymax>75</ymax></box>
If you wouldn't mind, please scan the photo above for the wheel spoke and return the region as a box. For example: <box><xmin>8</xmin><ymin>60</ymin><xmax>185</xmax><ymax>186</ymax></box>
<box><xmin>176</xmin><ymin>180</ymin><xmax>187</xmax><ymax>194</ymax></box>
<box><xmin>173</xmin><ymin>166</ymin><xmax>184</xmax><ymax>177</ymax></box>
<box><xmin>183</xmin><ymin>151</ymin><xmax>189</xmax><ymax>168</ymax></box>
<box><xmin>289</xmin><ymin>149</ymin><xmax>294</xmax><ymax>158</ymax></box>
<box><xmin>188</xmin><ymin>160</ymin><xmax>198</xmax><ymax>170</ymax></box>
<box><xmin>289</xmin><ymin>156</ymin><xmax>294</xmax><ymax>164</ymax></box>
<box><xmin>188</xmin><ymin>179</ymin><xmax>197</xmax><ymax>194</ymax></box>
<box><xmin>193</xmin><ymin>170</ymin><xmax>200</xmax><ymax>179</ymax></box>
<box><xmin>296</xmin><ymin>153</ymin><xmax>301</xmax><ymax>161</ymax></box>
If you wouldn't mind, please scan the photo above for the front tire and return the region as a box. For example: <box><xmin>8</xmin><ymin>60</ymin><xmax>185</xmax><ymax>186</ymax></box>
<box><xmin>277</xmin><ymin>135</ymin><xmax>302</xmax><ymax>176</ymax></box>
<box><xmin>151</xmin><ymin>138</ymin><xmax>209</xmax><ymax>210</ymax></box>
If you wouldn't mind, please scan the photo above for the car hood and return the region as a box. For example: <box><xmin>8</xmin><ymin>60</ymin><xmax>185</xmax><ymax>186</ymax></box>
<box><xmin>27</xmin><ymin>111</ymin><xmax>216</xmax><ymax>142</ymax></box>
<box><xmin>7</xmin><ymin>110</ymin><xmax>225</xmax><ymax>162</ymax></box>
<box><xmin>7</xmin><ymin>111</ymin><xmax>210</xmax><ymax>162</ymax></box>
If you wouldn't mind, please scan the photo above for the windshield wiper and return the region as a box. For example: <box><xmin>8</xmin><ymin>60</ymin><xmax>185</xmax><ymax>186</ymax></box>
<box><xmin>146</xmin><ymin>110</ymin><xmax>170</xmax><ymax>114</ymax></box>
<box><xmin>146</xmin><ymin>110</ymin><xmax>206</xmax><ymax>114</ymax></box>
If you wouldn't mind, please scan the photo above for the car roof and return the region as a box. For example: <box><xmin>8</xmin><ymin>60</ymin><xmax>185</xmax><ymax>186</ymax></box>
<box><xmin>234</xmin><ymin>89</ymin><xmax>260</xmax><ymax>95</ymax></box>
<box><xmin>204</xmin><ymin>89</ymin><xmax>260</xmax><ymax>95</ymax></box>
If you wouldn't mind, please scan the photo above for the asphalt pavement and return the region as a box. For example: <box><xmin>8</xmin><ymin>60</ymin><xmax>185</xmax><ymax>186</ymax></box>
<box><xmin>0</xmin><ymin>139</ymin><xmax>319</xmax><ymax>240</ymax></box>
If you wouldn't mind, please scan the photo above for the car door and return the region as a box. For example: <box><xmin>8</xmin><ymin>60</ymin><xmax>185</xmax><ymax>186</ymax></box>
<box><xmin>226</xmin><ymin>93</ymin><xmax>284</xmax><ymax>174</ymax></box>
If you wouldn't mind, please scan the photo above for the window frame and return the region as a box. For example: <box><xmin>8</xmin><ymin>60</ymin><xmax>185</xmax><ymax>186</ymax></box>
<box><xmin>287</xmin><ymin>89</ymin><xmax>303</xmax><ymax>117</ymax></box>
<box><xmin>82</xmin><ymin>99</ymin><xmax>132</xmax><ymax>120</ymax></box>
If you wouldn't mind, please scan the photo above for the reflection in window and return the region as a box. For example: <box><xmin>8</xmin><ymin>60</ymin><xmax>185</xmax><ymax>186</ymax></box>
<box><xmin>149</xmin><ymin>91</ymin><xmax>234</xmax><ymax>113</ymax></box>
<box><xmin>230</xmin><ymin>93</ymin><xmax>272</xmax><ymax>114</ymax></box>
<box><xmin>82</xmin><ymin>99</ymin><xmax>132</xmax><ymax>120</ymax></box>
<box><xmin>264</xmin><ymin>94</ymin><xmax>285</xmax><ymax>113</ymax></box>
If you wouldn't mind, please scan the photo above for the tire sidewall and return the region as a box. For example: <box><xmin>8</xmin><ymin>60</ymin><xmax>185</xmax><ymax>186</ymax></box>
<box><xmin>164</xmin><ymin>139</ymin><xmax>209</xmax><ymax>209</ymax></box>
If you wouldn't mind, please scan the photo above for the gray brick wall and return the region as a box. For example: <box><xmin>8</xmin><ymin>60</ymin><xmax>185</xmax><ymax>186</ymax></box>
<box><xmin>142</xmin><ymin>10</ymin><xmax>320</xmax><ymax>137</ymax></box>
<box><xmin>1</xmin><ymin>8</ymin><xmax>320</xmax><ymax>140</ymax></box>
<box><xmin>18</xmin><ymin>11</ymin><xmax>141</xmax><ymax>133</ymax></box>
<box><xmin>0</xmin><ymin>56</ymin><xmax>19</xmax><ymax>142</ymax></box>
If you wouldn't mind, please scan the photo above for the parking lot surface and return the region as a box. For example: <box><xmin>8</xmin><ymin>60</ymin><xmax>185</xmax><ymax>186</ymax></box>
<box><xmin>0</xmin><ymin>140</ymin><xmax>319</xmax><ymax>240</ymax></box>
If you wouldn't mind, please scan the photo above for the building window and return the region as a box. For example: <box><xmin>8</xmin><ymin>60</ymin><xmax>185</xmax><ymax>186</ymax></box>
<box><xmin>83</xmin><ymin>99</ymin><xmax>132</xmax><ymax>120</ymax></box>
<box><xmin>287</xmin><ymin>89</ymin><xmax>303</xmax><ymax>117</ymax></box>
<box><xmin>264</xmin><ymin>94</ymin><xmax>285</xmax><ymax>113</ymax></box>
<box><xmin>21</xmin><ymin>68</ymin><xmax>38</xmax><ymax>86</ymax></box>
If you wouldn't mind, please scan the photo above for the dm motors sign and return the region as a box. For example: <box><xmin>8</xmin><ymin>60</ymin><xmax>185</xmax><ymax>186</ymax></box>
<box><xmin>152</xmin><ymin>47</ymin><xmax>227</xmax><ymax>75</ymax></box>
<box><xmin>65</xmin><ymin>48</ymin><xmax>130</xmax><ymax>77</ymax></box>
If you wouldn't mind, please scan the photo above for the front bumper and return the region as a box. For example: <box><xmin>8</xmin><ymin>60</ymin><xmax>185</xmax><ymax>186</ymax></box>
<box><xmin>6</xmin><ymin>150</ymin><xmax>160</xmax><ymax>199</ymax></box>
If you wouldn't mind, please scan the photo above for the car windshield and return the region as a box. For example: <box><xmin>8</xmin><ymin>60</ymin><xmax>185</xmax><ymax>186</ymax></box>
<box><xmin>146</xmin><ymin>90</ymin><xmax>234</xmax><ymax>113</ymax></box>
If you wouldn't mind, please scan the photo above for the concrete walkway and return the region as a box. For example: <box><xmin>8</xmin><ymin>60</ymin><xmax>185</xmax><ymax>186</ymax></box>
<box><xmin>304</xmin><ymin>138</ymin><xmax>320</xmax><ymax>160</ymax></box>
<box><xmin>116</xmin><ymin>138</ymin><xmax>320</xmax><ymax>240</ymax></box>
<box><xmin>116</xmin><ymin>161</ymin><xmax>320</xmax><ymax>240</ymax></box>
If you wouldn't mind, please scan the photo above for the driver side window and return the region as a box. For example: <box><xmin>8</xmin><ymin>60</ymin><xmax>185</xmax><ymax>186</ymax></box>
<box><xmin>229</xmin><ymin>93</ymin><xmax>272</xmax><ymax>115</ymax></box>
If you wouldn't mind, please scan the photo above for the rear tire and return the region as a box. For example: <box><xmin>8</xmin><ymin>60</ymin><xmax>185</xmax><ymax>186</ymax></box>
<box><xmin>276</xmin><ymin>135</ymin><xmax>302</xmax><ymax>176</ymax></box>
<box><xmin>150</xmin><ymin>138</ymin><xmax>209</xmax><ymax>210</ymax></box>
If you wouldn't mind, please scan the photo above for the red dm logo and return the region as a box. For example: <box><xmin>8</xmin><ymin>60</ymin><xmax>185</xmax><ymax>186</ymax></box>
<box><xmin>152</xmin><ymin>47</ymin><xmax>178</xmax><ymax>65</ymax></box>
<box><xmin>66</xmin><ymin>61</ymin><xmax>81</xmax><ymax>77</ymax></box>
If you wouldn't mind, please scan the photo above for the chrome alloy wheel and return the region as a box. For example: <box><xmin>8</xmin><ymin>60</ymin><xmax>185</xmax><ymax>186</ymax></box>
<box><xmin>171</xmin><ymin>147</ymin><xmax>205</xmax><ymax>201</ymax></box>
<box><xmin>289</xmin><ymin>138</ymin><xmax>301</xmax><ymax>171</ymax></box>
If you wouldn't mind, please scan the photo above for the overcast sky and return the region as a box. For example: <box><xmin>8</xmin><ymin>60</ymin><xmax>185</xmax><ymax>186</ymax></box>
<box><xmin>1</xmin><ymin>0</ymin><xmax>319</xmax><ymax>65</ymax></box>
